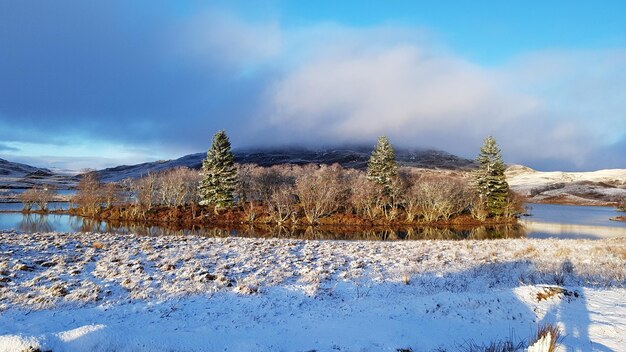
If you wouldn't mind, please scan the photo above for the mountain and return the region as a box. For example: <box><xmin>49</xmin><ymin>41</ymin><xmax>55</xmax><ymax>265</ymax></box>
<box><xmin>0</xmin><ymin>158</ymin><xmax>78</xmax><ymax>190</ymax></box>
<box><xmin>0</xmin><ymin>158</ymin><xmax>49</xmax><ymax>177</ymax></box>
<box><xmin>95</xmin><ymin>147</ymin><xmax>476</xmax><ymax>182</ymax></box>
<box><xmin>506</xmin><ymin>165</ymin><xmax>626</xmax><ymax>205</ymax></box>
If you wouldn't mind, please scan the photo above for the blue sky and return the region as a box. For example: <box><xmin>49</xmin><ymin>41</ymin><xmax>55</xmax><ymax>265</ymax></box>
<box><xmin>1</xmin><ymin>1</ymin><xmax>625</xmax><ymax>171</ymax></box>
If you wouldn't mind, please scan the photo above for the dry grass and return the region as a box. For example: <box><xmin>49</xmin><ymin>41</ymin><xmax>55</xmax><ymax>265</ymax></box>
<box><xmin>529</xmin><ymin>323</ymin><xmax>562</xmax><ymax>352</ymax></box>
<box><xmin>514</xmin><ymin>245</ymin><xmax>537</xmax><ymax>259</ymax></box>
<box><xmin>536</xmin><ymin>287</ymin><xmax>579</xmax><ymax>302</ymax></box>
<box><xmin>140</xmin><ymin>242</ymin><xmax>153</xmax><ymax>252</ymax></box>
<box><xmin>458</xmin><ymin>334</ymin><xmax>525</xmax><ymax>352</ymax></box>
<box><xmin>605</xmin><ymin>246</ymin><xmax>626</xmax><ymax>261</ymax></box>
<box><xmin>402</xmin><ymin>273</ymin><xmax>410</xmax><ymax>285</ymax></box>
<box><xmin>554</xmin><ymin>247</ymin><xmax>571</xmax><ymax>258</ymax></box>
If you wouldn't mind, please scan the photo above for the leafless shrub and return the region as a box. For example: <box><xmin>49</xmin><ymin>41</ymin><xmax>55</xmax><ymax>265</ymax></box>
<box><xmin>238</xmin><ymin>164</ymin><xmax>296</xmax><ymax>222</ymax></box>
<box><xmin>155</xmin><ymin>167</ymin><xmax>201</xmax><ymax>207</ymax></box>
<box><xmin>256</xmin><ymin>165</ymin><xmax>296</xmax><ymax>201</ymax></box>
<box><xmin>502</xmin><ymin>191</ymin><xmax>526</xmax><ymax>218</ymax></box>
<box><xmin>294</xmin><ymin>164</ymin><xmax>346</xmax><ymax>224</ymax></box>
<box><xmin>119</xmin><ymin>168</ymin><xmax>201</xmax><ymax>218</ymax></box>
<box><xmin>236</xmin><ymin>164</ymin><xmax>257</xmax><ymax>203</ymax></box>
<box><xmin>349</xmin><ymin>173</ymin><xmax>384</xmax><ymax>220</ymax></box>
<box><xmin>19</xmin><ymin>185</ymin><xmax>56</xmax><ymax>212</ymax></box>
<box><xmin>267</xmin><ymin>184</ymin><xmax>297</xmax><ymax>224</ymax></box>
<box><xmin>468</xmin><ymin>192</ymin><xmax>489</xmax><ymax>221</ymax></box>
<box><xmin>407</xmin><ymin>175</ymin><xmax>471</xmax><ymax>222</ymax></box>
<box><xmin>101</xmin><ymin>183</ymin><xmax>122</xmax><ymax>208</ymax></box>
<box><xmin>72</xmin><ymin>170</ymin><xmax>106</xmax><ymax>216</ymax></box>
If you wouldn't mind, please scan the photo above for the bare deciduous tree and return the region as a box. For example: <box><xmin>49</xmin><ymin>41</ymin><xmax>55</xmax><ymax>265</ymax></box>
<box><xmin>267</xmin><ymin>184</ymin><xmax>297</xmax><ymax>224</ymax></box>
<box><xmin>406</xmin><ymin>175</ymin><xmax>470</xmax><ymax>222</ymax></box>
<box><xmin>72</xmin><ymin>171</ymin><xmax>105</xmax><ymax>216</ymax></box>
<box><xmin>19</xmin><ymin>185</ymin><xmax>56</xmax><ymax>212</ymax></box>
<box><xmin>349</xmin><ymin>173</ymin><xmax>384</xmax><ymax>220</ymax></box>
<box><xmin>295</xmin><ymin>164</ymin><xmax>345</xmax><ymax>224</ymax></box>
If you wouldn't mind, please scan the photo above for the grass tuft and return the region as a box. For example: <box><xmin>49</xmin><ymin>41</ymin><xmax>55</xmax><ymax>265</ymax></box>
<box><xmin>402</xmin><ymin>273</ymin><xmax>410</xmax><ymax>285</ymax></box>
<box><xmin>529</xmin><ymin>323</ymin><xmax>562</xmax><ymax>352</ymax></box>
<box><xmin>458</xmin><ymin>332</ymin><xmax>525</xmax><ymax>352</ymax></box>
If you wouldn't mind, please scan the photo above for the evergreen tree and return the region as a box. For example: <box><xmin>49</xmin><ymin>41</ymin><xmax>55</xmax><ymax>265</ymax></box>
<box><xmin>198</xmin><ymin>130</ymin><xmax>238</xmax><ymax>209</ymax></box>
<box><xmin>367</xmin><ymin>135</ymin><xmax>398</xmax><ymax>194</ymax></box>
<box><xmin>475</xmin><ymin>136</ymin><xmax>509</xmax><ymax>216</ymax></box>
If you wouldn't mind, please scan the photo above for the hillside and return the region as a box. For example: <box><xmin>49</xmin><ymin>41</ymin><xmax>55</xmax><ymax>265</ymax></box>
<box><xmin>95</xmin><ymin>147</ymin><xmax>476</xmax><ymax>182</ymax></box>
<box><xmin>3</xmin><ymin>154</ymin><xmax>626</xmax><ymax>207</ymax></box>
<box><xmin>0</xmin><ymin>158</ymin><xmax>77</xmax><ymax>191</ymax></box>
<box><xmin>506</xmin><ymin>165</ymin><xmax>626</xmax><ymax>205</ymax></box>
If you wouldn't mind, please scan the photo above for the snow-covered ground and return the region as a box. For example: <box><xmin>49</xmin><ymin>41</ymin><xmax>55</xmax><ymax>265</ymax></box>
<box><xmin>1</xmin><ymin>232</ymin><xmax>625</xmax><ymax>351</ymax></box>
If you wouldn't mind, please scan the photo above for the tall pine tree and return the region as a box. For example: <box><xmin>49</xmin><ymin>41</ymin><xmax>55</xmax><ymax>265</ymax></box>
<box><xmin>475</xmin><ymin>136</ymin><xmax>509</xmax><ymax>217</ymax></box>
<box><xmin>367</xmin><ymin>135</ymin><xmax>397</xmax><ymax>194</ymax></box>
<box><xmin>198</xmin><ymin>130</ymin><xmax>238</xmax><ymax>209</ymax></box>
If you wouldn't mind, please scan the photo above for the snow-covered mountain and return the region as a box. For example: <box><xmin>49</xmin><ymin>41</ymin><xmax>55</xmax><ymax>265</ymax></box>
<box><xmin>0</xmin><ymin>158</ymin><xmax>49</xmax><ymax>177</ymax></box>
<box><xmin>94</xmin><ymin>147</ymin><xmax>476</xmax><ymax>182</ymax></box>
<box><xmin>506</xmin><ymin>165</ymin><xmax>626</xmax><ymax>205</ymax></box>
<box><xmin>0</xmin><ymin>158</ymin><xmax>77</xmax><ymax>190</ymax></box>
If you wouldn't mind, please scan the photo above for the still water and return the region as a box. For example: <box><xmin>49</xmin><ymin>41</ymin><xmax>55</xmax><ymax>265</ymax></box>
<box><xmin>521</xmin><ymin>203</ymin><xmax>626</xmax><ymax>239</ymax></box>
<box><xmin>0</xmin><ymin>202</ymin><xmax>70</xmax><ymax>211</ymax></box>
<box><xmin>0</xmin><ymin>203</ymin><xmax>624</xmax><ymax>240</ymax></box>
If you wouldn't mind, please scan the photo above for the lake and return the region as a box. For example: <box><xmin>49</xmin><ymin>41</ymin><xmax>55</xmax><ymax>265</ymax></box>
<box><xmin>0</xmin><ymin>203</ymin><xmax>624</xmax><ymax>239</ymax></box>
<box><xmin>521</xmin><ymin>203</ymin><xmax>626</xmax><ymax>239</ymax></box>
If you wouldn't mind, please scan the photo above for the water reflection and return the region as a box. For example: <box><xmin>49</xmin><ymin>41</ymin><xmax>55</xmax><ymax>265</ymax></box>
<box><xmin>18</xmin><ymin>214</ymin><xmax>54</xmax><ymax>233</ymax></box>
<box><xmin>0</xmin><ymin>212</ymin><xmax>527</xmax><ymax>240</ymax></box>
<box><xmin>522</xmin><ymin>221</ymin><xmax>626</xmax><ymax>239</ymax></box>
<box><xmin>214</xmin><ymin>224</ymin><xmax>525</xmax><ymax>240</ymax></box>
<box><xmin>0</xmin><ymin>202</ymin><xmax>70</xmax><ymax>212</ymax></box>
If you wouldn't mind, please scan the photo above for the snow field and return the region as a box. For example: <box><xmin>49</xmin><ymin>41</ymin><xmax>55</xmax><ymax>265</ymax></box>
<box><xmin>0</xmin><ymin>232</ymin><xmax>625</xmax><ymax>351</ymax></box>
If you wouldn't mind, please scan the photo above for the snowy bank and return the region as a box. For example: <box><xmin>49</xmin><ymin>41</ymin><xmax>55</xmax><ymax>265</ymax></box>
<box><xmin>1</xmin><ymin>232</ymin><xmax>625</xmax><ymax>351</ymax></box>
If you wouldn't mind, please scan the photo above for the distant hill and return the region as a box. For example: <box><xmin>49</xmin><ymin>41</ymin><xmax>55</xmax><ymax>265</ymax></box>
<box><xmin>0</xmin><ymin>158</ymin><xmax>49</xmax><ymax>177</ymax></box>
<box><xmin>95</xmin><ymin>147</ymin><xmax>476</xmax><ymax>182</ymax></box>
<box><xmin>506</xmin><ymin>165</ymin><xmax>626</xmax><ymax>206</ymax></box>
<box><xmin>0</xmin><ymin>158</ymin><xmax>77</xmax><ymax>190</ymax></box>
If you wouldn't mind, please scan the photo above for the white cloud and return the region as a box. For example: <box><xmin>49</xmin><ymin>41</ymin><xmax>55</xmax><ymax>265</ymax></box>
<box><xmin>246</xmin><ymin>24</ymin><xmax>626</xmax><ymax>170</ymax></box>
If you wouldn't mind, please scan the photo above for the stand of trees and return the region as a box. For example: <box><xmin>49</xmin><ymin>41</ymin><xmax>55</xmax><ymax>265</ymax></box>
<box><xmin>20</xmin><ymin>132</ymin><xmax>523</xmax><ymax>226</ymax></box>
<box><xmin>18</xmin><ymin>185</ymin><xmax>56</xmax><ymax>211</ymax></box>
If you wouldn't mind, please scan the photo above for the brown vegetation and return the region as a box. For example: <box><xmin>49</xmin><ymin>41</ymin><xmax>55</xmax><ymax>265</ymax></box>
<box><xmin>24</xmin><ymin>163</ymin><xmax>522</xmax><ymax>229</ymax></box>
<box><xmin>618</xmin><ymin>198</ymin><xmax>626</xmax><ymax>212</ymax></box>
<box><xmin>530</xmin><ymin>323</ymin><xmax>562</xmax><ymax>352</ymax></box>
<box><xmin>18</xmin><ymin>185</ymin><xmax>56</xmax><ymax>211</ymax></box>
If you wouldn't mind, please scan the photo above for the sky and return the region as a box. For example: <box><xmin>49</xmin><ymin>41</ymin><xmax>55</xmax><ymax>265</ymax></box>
<box><xmin>1</xmin><ymin>0</ymin><xmax>625</xmax><ymax>172</ymax></box>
